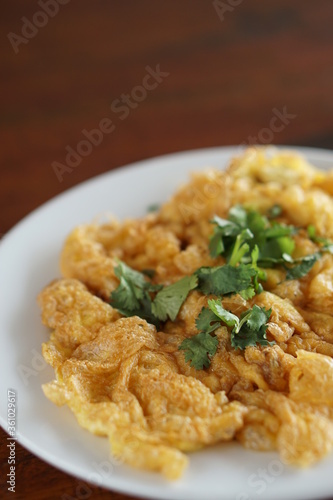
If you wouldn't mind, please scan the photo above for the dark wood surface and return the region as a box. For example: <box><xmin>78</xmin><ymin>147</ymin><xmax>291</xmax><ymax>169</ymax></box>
<box><xmin>1</xmin><ymin>1</ymin><xmax>333</xmax><ymax>499</ymax></box>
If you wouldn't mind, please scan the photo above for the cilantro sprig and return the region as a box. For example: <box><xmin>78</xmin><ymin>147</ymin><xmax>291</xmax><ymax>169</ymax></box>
<box><xmin>151</xmin><ymin>275</ymin><xmax>198</xmax><ymax>321</ymax></box>
<box><xmin>178</xmin><ymin>332</ymin><xmax>219</xmax><ymax>370</ymax></box>
<box><xmin>283</xmin><ymin>225</ymin><xmax>333</xmax><ymax>280</ymax></box>
<box><xmin>209</xmin><ymin>205</ymin><xmax>296</xmax><ymax>267</ymax></box>
<box><xmin>195</xmin><ymin>264</ymin><xmax>257</xmax><ymax>298</ymax></box>
<box><xmin>285</xmin><ymin>253</ymin><xmax>320</xmax><ymax>280</ymax></box>
<box><xmin>196</xmin><ymin>239</ymin><xmax>266</xmax><ymax>300</ymax></box>
<box><xmin>207</xmin><ymin>299</ymin><xmax>273</xmax><ymax>350</ymax></box>
<box><xmin>110</xmin><ymin>261</ymin><xmax>197</xmax><ymax>326</ymax></box>
<box><xmin>109</xmin><ymin>205</ymin><xmax>333</xmax><ymax>372</ymax></box>
<box><xmin>208</xmin><ymin>205</ymin><xmax>331</xmax><ymax>280</ymax></box>
<box><xmin>110</xmin><ymin>261</ymin><xmax>162</xmax><ymax>326</ymax></box>
<box><xmin>178</xmin><ymin>299</ymin><xmax>273</xmax><ymax>369</ymax></box>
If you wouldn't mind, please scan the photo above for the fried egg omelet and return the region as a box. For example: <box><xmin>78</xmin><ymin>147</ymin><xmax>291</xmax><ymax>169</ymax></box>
<box><xmin>38</xmin><ymin>148</ymin><xmax>333</xmax><ymax>479</ymax></box>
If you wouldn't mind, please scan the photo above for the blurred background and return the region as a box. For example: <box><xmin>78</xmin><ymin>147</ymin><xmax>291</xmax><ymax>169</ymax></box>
<box><xmin>1</xmin><ymin>0</ymin><xmax>333</xmax><ymax>498</ymax></box>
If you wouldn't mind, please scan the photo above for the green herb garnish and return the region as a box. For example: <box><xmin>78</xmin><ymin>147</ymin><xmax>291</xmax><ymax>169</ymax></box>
<box><xmin>110</xmin><ymin>204</ymin><xmax>332</xmax><ymax>372</ymax></box>
<box><xmin>151</xmin><ymin>275</ymin><xmax>198</xmax><ymax>321</ymax></box>
<box><xmin>110</xmin><ymin>261</ymin><xmax>197</xmax><ymax>325</ymax></box>
<box><xmin>285</xmin><ymin>253</ymin><xmax>320</xmax><ymax>280</ymax></box>
<box><xmin>178</xmin><ymin>300</ymin><xmax>273</xmax><ymax>368</ymax></box>
<box><xmin>195</xmin><ymin>264</ymin><xmax>257</xmax><ymax>297</ymax></box>
<box><xmin>178</xmin><ymin>332</ymin><xmax>219</xmax><ymax>370</ymax></box>
<box><xmin>110</xmin><ymin>261</ymin><xmax>162</xmax><ymax>326</ymax></box>
<box><xmin>209</xmin><ymin>205</ymin><xmax>296</xmax><ymax>267</ymax></box>
<box><xmin>205</xmin><ymin>299</ymin><xmax>273</xmax><ymax>350</ymax></box>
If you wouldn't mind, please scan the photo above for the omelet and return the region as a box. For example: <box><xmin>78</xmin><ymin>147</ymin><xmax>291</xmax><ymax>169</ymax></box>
<box><xmin>38</xmin><ymin>147</ymin><xmax>333</xmax><ymax>479</ymax></box>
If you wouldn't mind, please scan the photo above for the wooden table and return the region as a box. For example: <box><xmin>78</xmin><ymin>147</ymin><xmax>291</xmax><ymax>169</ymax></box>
<box><xmin>1</xmin><ymin>1</ymin><xmax>333</xmax><ymax>498</ymax></box>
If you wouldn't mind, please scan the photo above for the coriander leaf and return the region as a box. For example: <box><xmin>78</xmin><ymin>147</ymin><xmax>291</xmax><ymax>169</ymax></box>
<box><xmin>205</xmin><ymin>301</ymin><xmax>273</xmax><ymax>351</ymax></box>
<box><xmin>259</xmin><ymin>236</ymin><xmax>295</xmax><ymax>266</ymax></box>
<box><xmin>239</xmin><ymin>287</ymin><xmax>256</xmax><ymax>300</ymax></box>
<box><xmin>231</xmin><ymin>305</ymin><xmax>273</xmax><ymax>349</ymax></box>
<box><xmin>285</xmin><ymin>254</ymin><xmax>320</xmax><ymax>280</ymax></box>
<box><xmin>228</xmin><ymin>205</ymin><xmax>248</xmax><ymax>227</ymax></box>
<box><xmin>110</xmin><ymin>275</ymin><xmax>142</xmax><ymax>311</ymax></box>
<box><xmin>178</xmin><ymin>332</ymin><xmax>218</xmax><ymax>370</ymax></box>
<box><xmin>207</xmin><ymin>299</ymin><xmax>239</xmax><ymax>328</ymax></box>
<box><xmin>195</xmin><ymin>307</ymin><xmax>221</xmax><ymax>334</ymax></box>
<box><xmin>247</xmin><ymin>209</ymin><xmax>267</xmax><ymax>236</ymax></box>
<box><xmin>208</xmin><ymin>210</ymin><xmax>249</xmax><ymax>260</ymax></box>
<box><xmin>111</xmin><ymin>260</ymin><xmax>156</xmax><ymax>312</ymax></box>
<box><xmin>209</xmin><ymin>215</ymin><xmax>239</xmax><ymax>258</ymax></box>
<box><xmin>231</xmin><ymin>320</ymin><xmax>273</xmax><ymax>349</ymax></box>
<box><xmin>239</xmin><ymin>304</ymin><xmax>271</xmax><ymax>332</ymax></box>
<box><xmin>116</xmin><ymin>295</ymin><xmax>161</xmax><ymax>328</ymax></box>
<box><xmin>262</xmin><ymin>221</ymin><xmax>294</xmax><ymax>248</ymax></box>
<box><xmin>152</xmin><ymin>275</ymin><xmax>198</xmax><ymax>322</ymax></box>
<box><xmin>264</xmin><ymin>224</ymin><xmax>295</xmax><ymax>239</ymax></box>
<box><xmin>209</xmin><ymin>231</ymin><xmax>224</xmax><ymax>258</ymax></box>
<box><xmin>211</xmin><ymin>215</ymin><xmax>240</xmax><ymax>236</ymax></box>
<box><xmin>208</xmin><ymin>205</ymin><xmax>298</xmax><ymax>269</ymax></box>
<box><xmin>110</xmin><ymin>261</ymin><xmax>160</xmax><ymax>326</ymax></box>
<box><xmin>196</xmin><ymin>264</ymin><xmax>256</xmax><ymax>296</ymax></box>
<box><xmin>113</xmin><ymin>261</ymin><xmax>147</xmax><ymax>303</ymax></box>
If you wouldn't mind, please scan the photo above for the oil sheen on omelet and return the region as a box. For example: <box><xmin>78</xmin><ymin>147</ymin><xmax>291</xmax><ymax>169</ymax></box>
<box><xmin>38</xmin><ymin>148</ymin><xmax>333</xmax><ymax>479</ymax></box>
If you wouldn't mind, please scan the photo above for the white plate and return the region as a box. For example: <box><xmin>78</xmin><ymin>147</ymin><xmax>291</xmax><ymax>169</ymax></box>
<box><xmin>1</xmin><ymin>146</ymin><xmax>333</xmax><ymax>500</ymax></box>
